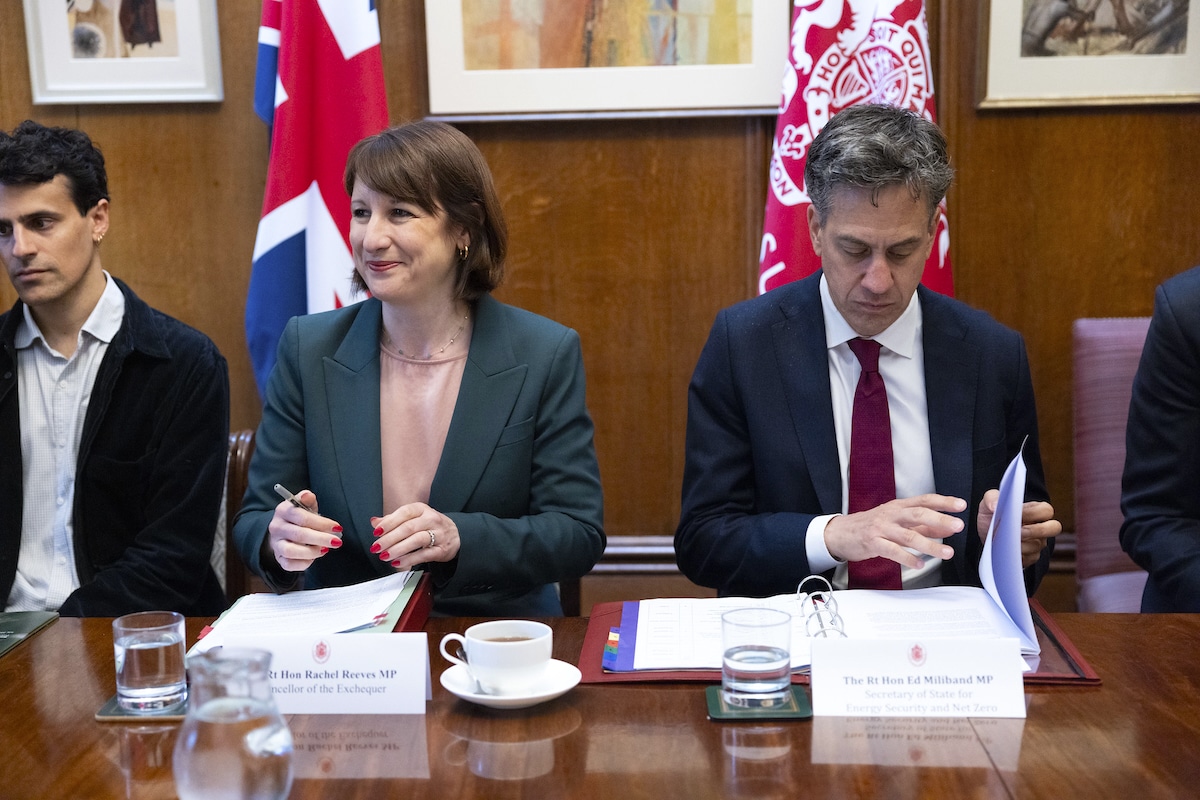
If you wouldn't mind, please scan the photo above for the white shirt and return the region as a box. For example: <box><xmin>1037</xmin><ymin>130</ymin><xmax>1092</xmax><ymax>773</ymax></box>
<box><xmin>6</xmin><ymin>273</ymin><xmax>126</xmax><ymax>612</ymax></box>
<box><xmin>804</xmin><ymin>275</ymin><xmax>941</xmax><ymax>589</ymax></box>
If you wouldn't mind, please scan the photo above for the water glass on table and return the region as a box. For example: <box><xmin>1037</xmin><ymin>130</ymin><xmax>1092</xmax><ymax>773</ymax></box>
<box><xmin>112</xmin><ymin>611</ymin><xmax>187</xmax><ymax>712</ymax></box>
<box><xmin>721</xmin><ymin>607</ymin><xmax>792</xmax><ymax>708</ymax></box>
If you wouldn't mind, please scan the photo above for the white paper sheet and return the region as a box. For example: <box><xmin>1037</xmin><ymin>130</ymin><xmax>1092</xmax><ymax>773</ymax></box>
<box><xmin>192</xmin><ymin>572</ymin><xmax>414</xmax><ymax>654</ymax></box>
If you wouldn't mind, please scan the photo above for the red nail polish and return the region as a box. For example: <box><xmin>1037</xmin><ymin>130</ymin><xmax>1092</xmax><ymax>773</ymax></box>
<box><xmin>374</xmin><ymin>527</ymin><xmax>384</xmax><ymax>537</ymax></box>
<box><xmin>331</xmin><ymin>525</ymin><xmax>343</xmax><ymax>533</ymax></box>
<box><xmin>379</xmin><ymin>551</ymin><xmax>390</xmax><ymax>560</ymax></box>
<box><xmin>370</xmin><ymin>542</ymin><xmax>381</xmax><ymax>554</ymax></box>
<box><xmin>330</xmin><ymin>538</ymin><xmax>342</xmax><ymax>548</ymax></box>
<box><xmin>370</xmin><ymin>516</ymin><xmax>381</xmax><ymax>525</ymax></box>
<box><xmin>320</xmin><ymin>547</ymin><xmax>329</xmax><ymax>555</ymax></box>
<box><xmin>390</xmin><ymin>560</ymin><xmax>402</xmax><ymax>567</ymax></box>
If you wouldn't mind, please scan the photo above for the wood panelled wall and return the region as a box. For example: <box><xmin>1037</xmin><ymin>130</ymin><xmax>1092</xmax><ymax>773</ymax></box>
<box><xmin>938</xmin><ymin>2</ymin><xmax>1200</xmax><ymax>537</ymax></box>
<box><xmin>2</xmin><ymin>1</ymin><xmax>1198</xmax><ymax>558</ymax></box>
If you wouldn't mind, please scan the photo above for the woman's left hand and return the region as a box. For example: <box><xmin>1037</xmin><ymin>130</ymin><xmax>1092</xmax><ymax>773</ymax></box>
<box><xmin>370</xmin><ymin>503</ymin><xmax>460</xmax><ymax>569</ymax></box>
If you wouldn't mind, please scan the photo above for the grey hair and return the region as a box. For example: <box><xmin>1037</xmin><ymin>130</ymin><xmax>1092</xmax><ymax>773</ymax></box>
<box><xmin>804</xmin><ymin>104</ymin><xmax>953</xmax><ymax>224</ymax></box>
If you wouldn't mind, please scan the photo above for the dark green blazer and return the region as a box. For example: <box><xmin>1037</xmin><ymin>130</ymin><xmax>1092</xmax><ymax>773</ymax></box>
<box><xmin>233</xmin><ymin>294</ymin><xmax>605</xmax><ymax>616</ymax></box>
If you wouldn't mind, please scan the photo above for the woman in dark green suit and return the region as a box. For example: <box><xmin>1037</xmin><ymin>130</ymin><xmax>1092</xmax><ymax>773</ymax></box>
<box><xmin>233</xmin><ymin>121</ymin><xmax>604</xmax><ymax>616</ymax></box>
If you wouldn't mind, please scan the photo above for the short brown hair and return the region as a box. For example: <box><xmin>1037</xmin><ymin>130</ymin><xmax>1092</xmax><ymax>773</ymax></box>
<box><xmin>343</xmin><ymin>119</ymin><xmax>507</xmax><ymax>300</ymax></box>
<box><xmin>804</xmin><ymin>104</ymin><xmax>953</xmax><ymax>226</ymax></box>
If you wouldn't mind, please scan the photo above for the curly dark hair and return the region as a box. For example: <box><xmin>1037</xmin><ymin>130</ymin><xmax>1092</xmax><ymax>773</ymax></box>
<box><xmin>0</xmin><ymin>120</ymin><xmax>109</xmax><ymax>215</ymax></box>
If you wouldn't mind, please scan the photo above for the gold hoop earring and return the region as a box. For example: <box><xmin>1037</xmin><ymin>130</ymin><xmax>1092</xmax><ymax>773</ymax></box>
<box><xmin>458</xmin><ymin>244</ymin><xmax>469</xmax><ymax>262</ymax></box>
<box><xmin>94</xmin><ymin>233</ymin><xmax>105</xmax><ymax>245</ymax></box>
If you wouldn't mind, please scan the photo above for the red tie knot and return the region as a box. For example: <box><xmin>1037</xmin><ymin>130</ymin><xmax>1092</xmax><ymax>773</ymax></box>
<box><xmin>848</xmin><ymin>338</ymin><xmax>881</xmax><ymax>373</ymax></box>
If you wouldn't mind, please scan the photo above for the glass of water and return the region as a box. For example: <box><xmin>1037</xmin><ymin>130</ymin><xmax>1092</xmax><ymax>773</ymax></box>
<box><xmin>112</xmin><ymin>611</ymin><xmax>187</xmax><ymax>712</ymax></box>
<box><xmin>721</xmin><ymin>607</ymin><xmax>792</xmax><ymax>708</ymax></box>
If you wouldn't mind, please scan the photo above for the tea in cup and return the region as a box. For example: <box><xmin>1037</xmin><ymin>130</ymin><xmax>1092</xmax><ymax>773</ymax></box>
<box><xmin>440</xmin><ymin>620</ymin><xmax>552</xmax><ymax>695</ymax></box>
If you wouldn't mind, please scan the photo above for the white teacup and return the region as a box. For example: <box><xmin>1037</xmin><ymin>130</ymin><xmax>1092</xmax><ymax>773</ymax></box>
<box><xmin>440</xmin><ymin>620</ymin><xmax>552</xmax><ymax>695</ymax></box>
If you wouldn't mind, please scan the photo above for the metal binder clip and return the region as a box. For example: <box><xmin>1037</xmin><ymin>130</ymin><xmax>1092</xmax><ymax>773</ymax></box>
<box><xmin>796</xmin><ymin>575</ymin><xmax>846</xmax><ymax>639</ymax></box>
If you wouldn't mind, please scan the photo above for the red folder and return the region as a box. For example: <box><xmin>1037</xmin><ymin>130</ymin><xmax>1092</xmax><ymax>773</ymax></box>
<box><xmin>392</xmin><ymin>572</ymin><xmax>433</xmax><ymax>632</ymax></box>
<box><xmin>579</xmin><ymin>599</ymin><xmax>1101</xmax><ymax>687</ymax></box>
<box><xmin>579</xmin><ymin>601</ymin><xmax>728</xmax><ymax>684</ymax></box>
<box><xmin>1025</xmin><ymin>599</ymin><xmax>1102</xmax><ymax>686</ymax></box>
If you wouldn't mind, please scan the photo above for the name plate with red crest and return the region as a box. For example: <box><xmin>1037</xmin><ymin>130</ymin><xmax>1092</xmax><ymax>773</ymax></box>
<box><xmin>809</xmin><ymin>637</ymin><xmax>1026</xmax><ymax>718</ymax></box>
<box><xmin>219</xmin><ymin>632</ymin><xmax>430</xmax><ymax>714</ymax></box>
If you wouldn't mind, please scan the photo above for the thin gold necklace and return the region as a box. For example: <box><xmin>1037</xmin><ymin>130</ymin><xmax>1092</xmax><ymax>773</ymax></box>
<box><xmin>385</xmin><ymin>312</ymin><xmax>469</xmax><ymax>360</ymax></box>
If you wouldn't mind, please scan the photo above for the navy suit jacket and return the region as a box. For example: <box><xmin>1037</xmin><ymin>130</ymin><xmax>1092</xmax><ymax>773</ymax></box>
<box><xmin>233</xmin><ymin>294</ymin><xmax>605</xmax><ymax>617</ymax></box>
<box><xmin>1120</xmin><ymin>265</ymin><xmax>1200</xmax><ymax>612</ymax></box>
<box><xmin>675</xmin><ymin>273</ymin><xmax>1052</xmax><ymax>598</ymax></box>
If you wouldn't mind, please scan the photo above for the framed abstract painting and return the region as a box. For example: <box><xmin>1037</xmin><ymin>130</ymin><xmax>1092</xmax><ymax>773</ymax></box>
<box><xmin>425</xmin><ymin>0</ymin><xmax>790</xmax><ymax>118</ymax></box>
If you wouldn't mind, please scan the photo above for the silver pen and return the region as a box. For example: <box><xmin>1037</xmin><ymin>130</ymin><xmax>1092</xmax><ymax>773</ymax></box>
<box><xmin>273</xmin><ymin>483</ymin><xmax>315</xmax><ymax>512</ymax></box>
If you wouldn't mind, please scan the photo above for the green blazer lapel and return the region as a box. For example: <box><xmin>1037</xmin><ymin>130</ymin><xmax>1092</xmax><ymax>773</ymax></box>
<box><xmin>324</xmin><ymin>300</ymin><xmax>385</xmax><ymax>535</ymax></box>
<box><xmin>431</xmin><ymin>295</ymin><xmax>528</xmax><ymax>512</ymax></box>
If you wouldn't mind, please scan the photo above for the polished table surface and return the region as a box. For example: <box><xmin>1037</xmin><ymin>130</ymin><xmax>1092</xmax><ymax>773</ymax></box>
<box><xmin>2</xmin><ymin>613</ymin><xmax>1199</xmax><ymax>799</ymax></box>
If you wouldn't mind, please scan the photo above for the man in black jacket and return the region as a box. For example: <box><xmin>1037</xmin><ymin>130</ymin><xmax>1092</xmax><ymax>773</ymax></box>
<box><xmin>0</xmin><ymin>120</ymin><xmax>229</xmax><ymax>616</ymax></box>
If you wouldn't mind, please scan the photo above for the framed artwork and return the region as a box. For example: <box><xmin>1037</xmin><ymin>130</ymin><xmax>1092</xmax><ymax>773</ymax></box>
<box><xmin>424</xmin><ymin>0</ymin><xmax>791</xmax><ymax>118</ymax></box>
<box><xmin>23</xmin><ymin>0</ymin><xmax>223</xmax><ymax>104</ymax></box>
<box><xmin>979</xmin><ymin>0</ymin><xmax>1199</xmax><ymax>107</ymax></box>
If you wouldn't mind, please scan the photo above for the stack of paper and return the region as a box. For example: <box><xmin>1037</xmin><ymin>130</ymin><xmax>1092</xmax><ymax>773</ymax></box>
<box><xmin>192</xmin><ymin>571</ymin><xmax>423</xmax><ymax>654</ymax></box>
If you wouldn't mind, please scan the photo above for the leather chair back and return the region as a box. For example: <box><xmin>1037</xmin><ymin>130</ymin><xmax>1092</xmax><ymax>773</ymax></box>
<box><xmin>1072</xmin><ymin>318</ymin><xmax>1150</xmax><ymax>612</ymax></box>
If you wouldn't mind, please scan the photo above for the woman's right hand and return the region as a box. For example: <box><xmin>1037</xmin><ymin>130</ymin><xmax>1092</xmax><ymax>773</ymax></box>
<box><xmin>266</xmin><ymin>489</ymin><xmax>344</xmax><ymax>572</ymax></box>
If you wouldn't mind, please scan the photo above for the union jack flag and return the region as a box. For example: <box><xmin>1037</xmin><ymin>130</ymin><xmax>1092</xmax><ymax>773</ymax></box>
<box><xmin>759</xmin><ymin>0</ymin><xmax>952</xmax><ymax>297</ymax></box>
<box><xmin>246</xmin><ymin>0</ymin><xmax>389</xmax><ymax>395</ymax></box>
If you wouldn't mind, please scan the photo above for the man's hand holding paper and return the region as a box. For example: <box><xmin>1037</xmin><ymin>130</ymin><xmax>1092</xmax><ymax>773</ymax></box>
<box><xmin>976</xmin><ymin>490</ymin><xmax>1061</xmax><ymax>569</ymax></box>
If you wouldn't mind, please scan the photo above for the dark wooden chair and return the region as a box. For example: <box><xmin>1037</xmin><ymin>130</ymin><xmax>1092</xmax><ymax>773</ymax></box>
<box><xmin>219</xmin><ymin>428</ymin><xmax>256</xmax><ymax>602</ymax></box>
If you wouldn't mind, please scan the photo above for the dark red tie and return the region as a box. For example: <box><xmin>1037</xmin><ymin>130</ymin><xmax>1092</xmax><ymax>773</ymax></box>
<box><xmin>846</xmin><ymin>338</ymin><xmax>902</xmax><ymax>590</ymax></box>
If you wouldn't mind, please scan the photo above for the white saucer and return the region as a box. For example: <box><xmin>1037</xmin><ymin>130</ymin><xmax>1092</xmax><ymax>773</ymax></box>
<box><xmin>440</xmin><ymin>659</ymin><xmax>581</xmax><ymax>710</ymax></box>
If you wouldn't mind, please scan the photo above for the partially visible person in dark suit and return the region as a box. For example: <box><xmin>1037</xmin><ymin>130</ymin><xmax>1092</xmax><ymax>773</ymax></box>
<box><xmin>1121</xmin><ymin>265</ymin><xmax>1200</xmax><ymax>612</ymax></box>
<box><xmin>675</xmin><ymin>104</ymin><xmax>1059</xmax><ymax>599</ymax></box>
<box><xmin>0</xmin><ymin>120</ymin><xmax>229</xmax><ymax>617</ymax></box>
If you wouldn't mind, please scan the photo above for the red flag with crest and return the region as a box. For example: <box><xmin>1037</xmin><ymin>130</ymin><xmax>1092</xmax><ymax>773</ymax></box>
<box><xmin>759</xmin><ymin>0</ymin><xmax>952</xmax><ymax>296</ymax></box>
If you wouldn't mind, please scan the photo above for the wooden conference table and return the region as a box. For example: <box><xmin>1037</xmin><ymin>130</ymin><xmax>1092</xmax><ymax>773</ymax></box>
<box><xmin>1</xmin><ymin>613</ymin><xmax>1198</xmax><ymax>799</ymax></box>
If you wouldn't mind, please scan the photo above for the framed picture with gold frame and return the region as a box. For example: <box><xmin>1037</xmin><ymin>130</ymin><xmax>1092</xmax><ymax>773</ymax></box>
<box><xmin>978</xmin><ymin>0</ymin><xmax>1199</xmax><ymax>108</ymax></box>
<box><xmin>425</xmin><ymin>0</ymin><xmax>790</xmax><ymax>119</ymax></box>
<box><xmin>23</xmin><ymin>0</ymin><xmax>223</xmax><ymax>104</ymax></box>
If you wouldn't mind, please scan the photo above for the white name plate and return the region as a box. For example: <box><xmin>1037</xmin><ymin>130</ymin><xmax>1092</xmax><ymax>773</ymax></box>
<box><xmin>218</xmin><ymin>632</ymin><xmax>431</xmax><ymax>714</ymax></box>
<box><xmin>810</xmin><ymin>638</ymin><xmax>1026</xmax><ymax>718</ymax></box>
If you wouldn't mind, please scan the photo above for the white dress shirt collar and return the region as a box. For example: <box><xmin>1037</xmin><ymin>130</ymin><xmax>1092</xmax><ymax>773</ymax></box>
<box><xmin>15</xmin><ymin>270</ymin><xmax>125</xmax><ymax>353</ymax></box>
<box><xmin>818</xmin><ymin>273</ymin><xmax>921</xmax><ymax>357</ymax></box>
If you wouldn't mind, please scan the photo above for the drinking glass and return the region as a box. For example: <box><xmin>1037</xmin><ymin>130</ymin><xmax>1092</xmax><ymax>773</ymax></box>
<box><xmin>112</xmin><ymin>611</ymin><xmax>187</xmax><ymax>712</ymax></box>
<box><xmin>721</xmin><ymin>608</ymin><xmax>792</xmax><ymax>708</ymax></box>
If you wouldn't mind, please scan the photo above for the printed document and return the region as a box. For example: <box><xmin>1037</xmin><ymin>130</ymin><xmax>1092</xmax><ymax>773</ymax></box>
<box><xmin>631</xmin><ymin>449</ymin><xmax>1038</xmax><ymax>671</ymax></box>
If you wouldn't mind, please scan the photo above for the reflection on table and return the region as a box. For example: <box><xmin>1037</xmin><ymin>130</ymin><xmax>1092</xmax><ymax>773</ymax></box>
<box><xmin>1</xmin><ymin>614</ymin><xmax>1199</xmax><ymax>798</ymax></box>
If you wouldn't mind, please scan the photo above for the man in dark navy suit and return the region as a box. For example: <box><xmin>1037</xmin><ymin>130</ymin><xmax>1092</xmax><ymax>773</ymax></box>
<box><xmin>1121</xmin><ymin>265</ymin><xmax>1200</xmax><ymax>612</ymax></box>
<box><xmin>675</xmin><ymin>104</ymin><xmax>1059</xmax><ymax>598</ymax></box>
